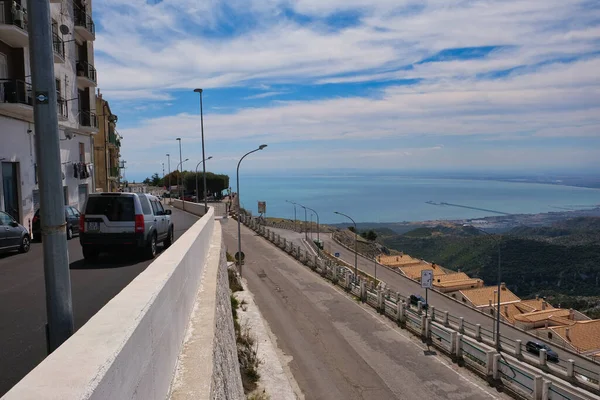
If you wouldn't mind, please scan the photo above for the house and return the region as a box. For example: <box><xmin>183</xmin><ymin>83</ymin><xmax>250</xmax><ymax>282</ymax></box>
<box><xmin>0</xmin><ymin>0</ymin><xmax>99</xmax><ymax>226</ymax></box>
<box><xmin>432</xmin><ymin>272</ymin><xmax>484</xmax><ymax>293</ymax></box>
<box><xmin>453</xmin><ymin>283</ymin><xmax>521</xmax><ymax>309</ymax></box>
<box><xmin>94</xmin><ymin>93</ymin><xmax>121</xmax><ymax>192</ymax></box>
<box><xmin>378</xmin><ymin>254</ymin><xmax>423</xmax><ymax>267</ymax></box>
<box><xmin>400</xmin><ymin>262</ymin><xmax>446</xmax><ymax>281</ymax></box>
<box><xmin>535</xmin><ymin>319</ymin><xmax>600</xmax><ymax>357</ymax></box>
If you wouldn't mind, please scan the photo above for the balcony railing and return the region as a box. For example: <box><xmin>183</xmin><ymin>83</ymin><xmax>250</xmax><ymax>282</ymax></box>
<box><xmin>76</xmin><ymin>61</ymin><xmax>97</xmax><ymax>84</ymax></box>
<box><xmin>109</xmin><ymin>166</ymin><xmax>120</xmax><ymax>178</ymax></box>
<box><xmin>2</xmin><ymin>7</ymin><xmax>28</xmax><ymax>31</ymax></box>
<box><xmin>53</xmin><ymin>33</ymin><xmax>65</xmax><ymax>59</ymax></box>
<box><xmin>0</xmin><ymin>79</ymin><xmax>32</xmax><ymax>105</ymax></box>
<box><xmin>79</xmin><ymin>110</ymin><xmax>98</xmax><ymax>129</ymax></box>
<box><xmin>57</xmin><ymin>96</ymin><xmax>68</xmax><ymax>118</ymax></box>
<box><xmin>74</xmin><ymin>10</ymin><xmax>95</xmax><ymax>37</ymax></box>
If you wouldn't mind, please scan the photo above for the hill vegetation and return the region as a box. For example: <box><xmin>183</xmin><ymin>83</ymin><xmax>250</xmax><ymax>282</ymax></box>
<box><xmin>378</xmin><ymin>218</ymin><xmax>600</xmax><ymax>317</ymax></box>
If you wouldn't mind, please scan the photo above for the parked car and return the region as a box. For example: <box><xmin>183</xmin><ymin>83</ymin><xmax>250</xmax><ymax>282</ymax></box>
<box><xmin>79</xmin><ymin>192</ymin><xmax>173</xmax><ymax>261</ymax></box>
<box><xmin>409</xmin><ymin>294</ymin><xmax>428</xmax><ymax>310</ymax></box>
<box><xmin>0</xmin><ymin>211</ymin><xmax>30</xmax><ymax>254</ymax></box>
<box><xmin>525</xmin><ymin>341</ymin><xmax>559</xmax><ymax>363</ymax></box>
<box><xmin>32</xmin><ymin>205</ymin><xmax>81</xmax><ymax>241</ymax></box>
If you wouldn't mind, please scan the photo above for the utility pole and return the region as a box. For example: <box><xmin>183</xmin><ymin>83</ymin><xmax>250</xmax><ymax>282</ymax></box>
<box><xmin>166</xmin><ymin>154</ymin><xmax>171</xmax><ymax>203</ymax></box>
<box><xmin>27</xmin><ymin>0</ymin><xmax>74</xmax><ymax>352</ymax></box>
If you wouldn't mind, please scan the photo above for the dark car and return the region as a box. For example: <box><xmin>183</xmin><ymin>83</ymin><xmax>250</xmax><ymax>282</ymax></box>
<box><xmin>0</xmin><ymin>211</ymin><xmax>30</xmax><ymax>254</ymax></box>
<box><xmin>32</xmin><ymin>205</ymin><xmax>81</xmax><ymax>241</ymax></box>
<box><xmin>525</xmin><ymin>341</ymin><xmax>559</xmax><ymax>363</ymax></box>
<box><xmin>409</xmin><ymin>294</ymin><xmax>429</xmax><ymax>310</ymax></box>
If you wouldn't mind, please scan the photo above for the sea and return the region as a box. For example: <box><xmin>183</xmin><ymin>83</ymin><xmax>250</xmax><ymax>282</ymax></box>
<box><xmin>236</xmin><ymin>174</ymin><xmax>600</xmax><ymax>224</ymax></box>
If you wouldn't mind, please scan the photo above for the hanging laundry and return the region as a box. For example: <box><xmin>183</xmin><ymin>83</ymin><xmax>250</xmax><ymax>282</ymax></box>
<box><xmin>73</xmin><ymin>162</ymin><xmax>79</xmax><ymax>178</ymax></box>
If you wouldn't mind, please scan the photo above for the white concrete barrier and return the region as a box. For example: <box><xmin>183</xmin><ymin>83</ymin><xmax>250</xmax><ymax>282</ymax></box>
<box><xmin>171</xmin><ymin>199</ymin><xmax>207</xmax><ymax>216</ymax></box>
<box><xmin>2</xmin><ymin>208</ymin><xmax>240</xmax><ymax>400</ymax></box>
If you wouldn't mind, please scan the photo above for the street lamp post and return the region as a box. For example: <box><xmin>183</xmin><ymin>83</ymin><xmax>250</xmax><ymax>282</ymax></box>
<box><xmin>236</xmin><ymin>145</ymin><xmax>268</xmax><ymax>277</ymax></box>
<box><xmin>176</xmin><ymin>138</ymin><xmax>183</xmax><ymax>201</ymax></box>
<box><xmin>195</xmin><ymin>156</ymin><xmax>213</xmax><ymax>207</ymax></box>
<box><xmin>166</xmin><ymin>154</ymin><xmax>171</xmax><ymax>203</ymax></box>
<box><xmin>467</xmin><ymin>225</ymin><xmax>502</xmax><ymax>352</ymax></box>
<box><xmin>176</xmin><ymin>158</ymin><xmax>189</xmax><ymax>205</ymax></box>
<box><xmin>303</xmin><ymin>205</ymin><xmax>320</xmax><ymax>243</ymax></box>
<box><xmin>285</xmin><ymin>200</ymin><xmax>297</xmax><ymax>232</ymax></box>
<box><xmin>193</xmin><ymin>88</ymin><xmax>208</xmax><ymax>214</ymax></box>
<box><xmin>298</xmin><ymin>205</ymin><xmax>308</xmax><ymax>240</ymax></box>
<box><xmin>334</xmin><ymin>211</ymin><xmax>358</xmax><ymax>282</ymax></box>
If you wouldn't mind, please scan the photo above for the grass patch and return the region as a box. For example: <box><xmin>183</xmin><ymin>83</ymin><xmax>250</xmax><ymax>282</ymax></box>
<box><xmin>229</xmin><ymin>267</ymin><xmax>244</xmax><ymax>292</ymax></box>
<box><xmin>248</xmin><ymin>390</ymin><xmax>270</xmax><ymax>400</ymax></box>
<box><xmin>231</xmin><ymin>294</ymin><xmax>261</xmax><ymax>393</ymax></box>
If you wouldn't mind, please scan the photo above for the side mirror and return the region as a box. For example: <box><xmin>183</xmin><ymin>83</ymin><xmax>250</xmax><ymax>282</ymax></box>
<box><xmin>165</xmin><ymin>209</ymin><xmax>172</xmax><ymax>215</ymax></box>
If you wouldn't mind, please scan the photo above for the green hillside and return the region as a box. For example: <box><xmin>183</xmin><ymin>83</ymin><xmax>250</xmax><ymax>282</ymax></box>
<box><xmin>380</xmin><ymin>218</ymin><xmax>600</xmax><ymax>316</ymax></box>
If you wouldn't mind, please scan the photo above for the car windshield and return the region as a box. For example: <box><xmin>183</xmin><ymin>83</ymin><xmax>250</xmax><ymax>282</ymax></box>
<box><xmin>85</xmin><ymin>196</ymin><xmax>135</xmax><ymax>221</ymax></box>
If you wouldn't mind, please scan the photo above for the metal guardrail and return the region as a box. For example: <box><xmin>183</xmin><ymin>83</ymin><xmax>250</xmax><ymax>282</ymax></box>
<box><xmin>76</xmin><ymin>61</ymin><xmax>97</xmax><ymax>83</ymax></box>
<box><xmin>74</xmin><ymin>9</ymin><xmax>95</xmax><ymax>36</ymax></box>
<box><xmin>0</xmin><ymin>79</ymin><xmax>32</xmax><ymax>105</ymax></box>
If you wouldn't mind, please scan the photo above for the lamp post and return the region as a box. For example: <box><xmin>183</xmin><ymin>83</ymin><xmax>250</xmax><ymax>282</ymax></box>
<box><xmin>176</xmin><ymin>158</ymin><xmax>189</xmax><ymax>204</ymax></box>
<box><xmin>303</xmin><ymin>205</ymin><xmax>319</xmax><ymax>243</ymax></box>
<box><xmin>285</xmin><ymin>200</ymin><xmax>297</xmax><ymax>232</ymax></box>
<box><xmin>195</xmin><ymin>156</ymin><xmax>213</xmax><ymax>205</ymax></box>
<box><xmin>166</xmin><ymin>154</ymin><xmax>171</xmax><ymax>203</ymax></box>
<box><xmin>176</xmin><ymin>138</ymin><xmax>183</xmax><ymax>201</ymax></box>
<box><xmin>466</xmin><ymin>224</ymin><xmax>502</xmax><ymax>352</ymax></box>
<box><xmin>298</xmin><ymin>205</ymin><xmax>308</xmax><ymax>240</ymax></box>
<box><xmin>193</xmin><ymin>88</ymin><xmax>208</xmax><ymax>214</ymax></box>
<box><xmin>334</xmin><ymin>211</ymin><xmax>358</xmax><ymax>282</ymax></box>
<box><xmin>236</xmin><ymin>145</ymin><xmax>268</xmax><ymax>277</ymax></box>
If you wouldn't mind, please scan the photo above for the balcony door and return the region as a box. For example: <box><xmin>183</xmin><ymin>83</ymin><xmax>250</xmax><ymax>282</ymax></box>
<box><xmin>0</xmin><ymin>52</ymin><xmax>6</xmax><ymax>102</ymax></box>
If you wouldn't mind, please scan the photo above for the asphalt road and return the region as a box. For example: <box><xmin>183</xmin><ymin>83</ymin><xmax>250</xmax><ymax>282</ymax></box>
<box><xmin>269</xmin><ymin>227</ymin><xmax>600</xmax><ymax>379</ymax></box>
<box><xmin>222</xmin><ymin>219</ymin><xmax>510</xmax><ymax>400</ymax></box>
<box><xmin>0</xmin><ymin>206</ymin><xmax>197</xmax><ymax>397</ymax></box>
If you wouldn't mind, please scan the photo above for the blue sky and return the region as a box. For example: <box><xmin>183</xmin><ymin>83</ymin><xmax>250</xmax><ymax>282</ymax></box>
<box><xmin>92</xmin><ymin>0</ymin><xmax>600</xmax><ymax>181</ymax></box>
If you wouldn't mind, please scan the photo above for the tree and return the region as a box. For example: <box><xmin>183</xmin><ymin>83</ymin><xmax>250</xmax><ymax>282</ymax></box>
<box><xmin>150</xmin><ymin>173</ymin><xmax>162</xmax><ymax>187</ymax></box>
<box><xmin>348</xmin><ymin>226</ymin><xmax>356</xmax><ymax>233</ymax></box>
<box><xmin>366</xmin><ymin>230</ymin><xmax>378</xmax><ymax>241</ymax></box>
<box><xmin>143</xmin><ymin>177</ymin><xmax>151</xmax><ymax>185</ymax></box>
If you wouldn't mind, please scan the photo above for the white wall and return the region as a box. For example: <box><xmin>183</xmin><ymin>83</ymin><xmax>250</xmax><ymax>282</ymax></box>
<box><xmin>3</xmin><ymin>209</ymin><xmax>220</xmax><ymax>400</ymax></box>
<box><xmin>0</xmin><ymin>115</ymin><xmax>36</xmax><ymax>227</ymax></box>
<box><xmin>60</xmin><ymin>133</ymin><xmax>94</xmax><ymax>211</ymax></box>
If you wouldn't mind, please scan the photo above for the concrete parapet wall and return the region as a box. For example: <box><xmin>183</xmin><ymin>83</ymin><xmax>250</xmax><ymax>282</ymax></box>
<box><xmin>2</xmin><ymin>208</ymin><xmax>241</xmax><ymax>400</ymax></box>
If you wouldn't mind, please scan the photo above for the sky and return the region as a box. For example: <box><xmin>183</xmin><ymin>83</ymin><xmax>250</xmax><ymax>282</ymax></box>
<box><xmin>92</xmin><ymin>0</ymin><xmax>600</xmax><ymax>182</ymax></box>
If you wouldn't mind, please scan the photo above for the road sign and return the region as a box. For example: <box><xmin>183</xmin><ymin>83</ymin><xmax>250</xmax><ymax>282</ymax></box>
<box><xmin>421</xmin><ymin>269</ymin><xmax>433</xmax><ymax>289</ymax></box>
<box><xmin>234</xmin><ymin>251</ymin><xmax>245</xmax><ymax>262</ymax></box>
<box><xmin>258</xmin><ymin>201</ymin><xmax>266</xmax><ymax>214</ymax></box>
<box><xmin>334</xmin><ymin>252</ymin><xmax>340</xmax><ymax>257</ymax></box>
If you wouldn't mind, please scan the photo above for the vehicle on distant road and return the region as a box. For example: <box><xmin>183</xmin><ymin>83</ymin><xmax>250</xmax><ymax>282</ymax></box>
<box><xmin>0</xmin><ymin>211</ymin><xmax>30</xmax><ymax>254</ymax></box>
<box><xmin>525</xmin><ymin>341</ymin><xmax>559</xmax><ymax>363</ymax></box>
<box><xmin>32</xmin><ymin>205</ymin><xmax>81</xmax><ymax>241</ymax></box>
<box><xmin>79</xmin><ymin>193</ymin><xmax>173</xmax><ymax>261</ymax></box>
<box><xmin>410</xmin><ymin>294</ymin><xmax>428</xmax><ymax>310</ymax></box>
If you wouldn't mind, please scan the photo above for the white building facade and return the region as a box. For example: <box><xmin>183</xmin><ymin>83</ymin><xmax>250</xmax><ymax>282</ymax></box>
<box><xmin>0</xmin><ymin>0</ymin><xmax>98</xmax><ymax>229</ymax></box>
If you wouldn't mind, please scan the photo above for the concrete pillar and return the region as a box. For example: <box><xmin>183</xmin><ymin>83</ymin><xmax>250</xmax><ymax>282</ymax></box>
<box><xmin>515</xmin><ymin>340</ymin><xmax>522</xmax><ymax>357</ymax></box>
<box><xmin>377</xmin><ymin>290</ymin><xmax>384</xmax><ymax>311</ymax></box>
<box><xmin>533</xmin><ymin>376</ymin><xmax>543</xmax><ymax>400</ymax></box>
<box><xmin>458</xmin><ymin>317</ymin><xmax>464</xmax><ymax>333</ymax></box>
<box><xmin>314</xmin><ymin>254</ymin><xmax>318</xmax><ymax>269</ymax></box>
<box><xmin>396</xmin><ymin>300</ymin><xmax>403</xmax><ymax>321</ymax></box>
<box><xmin>444</xmin><ymin>311</ymin><xmax>449</xmax><ymax>326</ymax></box>
<box><xmin>360</xmin><ymin>281</ymin><xmax>367</xmax><ymax>302</ymax></box>
<box><xmin>450</xmin><ymin>331</ymin><xmax>457</xmax><ymax>354</ymax></box>
<box><xmin>475</xmin><ymin>324</ymin><xmax>481</xmax><ymax>341</ymax></box>
<box><xmin>400</xmin><ymin>301</ymin><xmax>407</xmax><ymax>321</ymax></box>
<box><xmin>542</xmin><ymin>380</ymin><xmax>551</xmax><ymax>400</ymax></box>
<box><xmin>455</xmin><ymin>333</ymin><xmax>463</xmax><ymax>357</ymax></box>
<box><xmin>417</xmin><ymin>301</ymin><xmax>423</xmax><ymax>314</ymax></box>
<box><xmin>430</xmin><ymin>306</ymin><xmax>436</xmax><ymax>321</ymax></box>
<box><xmin>345</xmin><ymin>272</ymin><xmax>351</xmax><ymax>289</ymax></box>
<box><xmin>283</xmin><ymin>238</ymin><xmax>286</xmax><ymax>248</ymax></box>
<box><xmin>492</xmin><ymin>353</ymin><xmax>501</xmax><ymax>380</ymax></box>
<box><xmin>539</xmin><ymin>349</ymin><xmax>547</xmax><ymax>367</ymax></box>
<box><xmin>566</xmin><ymin>359</ymin><xmax>574</xmax><ymax>377</ymax></box>
<box><xmin>425</xmin><ymin>317</ymin><xmax>431</xmax><ymax>338</ymax></box>
<box><xmin>486</xmin><ymin>350</ymin><xmax>495</xmax><ymax>376</ymax></box>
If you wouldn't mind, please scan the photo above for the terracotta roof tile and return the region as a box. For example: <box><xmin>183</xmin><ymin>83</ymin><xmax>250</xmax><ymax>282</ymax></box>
<box><xmin>434</xmin><ymin>272</ymin><xmax>470</xmax><ymax>283</ymax></box>
<box><xmin>458</xmin><ymin>285</ymin><xmax>520</xmax><ymax>307</ymax></box>
<box><xmin>549</xmin><ymin>320</ymin><xmax>600</xmax><ymax>352</ymax></box>
<box><xmin>400</xmin><ymin>263</ymin><xmax>446</xmax><ymax>280</ymax></box>
<box><xmin>513</xmin><ymin>308</ymin><xmax>571</xmax><ymax>323</ymax></box>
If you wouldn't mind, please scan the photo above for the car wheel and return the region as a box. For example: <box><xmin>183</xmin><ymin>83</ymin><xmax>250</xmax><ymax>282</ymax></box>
<box><xmin>145</xmin><ymin>233</ymin><xmax>157</xmax><ymax>259</ymax></box>
<box><xmin>164</xmin><ymin>227</ymin><xmax>173</xmax><ymax>249</ymax></box>
<box><xmin>83</xmin><ymin>246</ymin><xmax>99</xmax><ymax>261</ymax></box>
<box><xmin>19</xmin><ymin>236</ymin><xmax>31</xmax><ymax>253</ymax></box>
<box><xmin>67</xmin><ymin>226</ymin><xmax>73</xmax><ymax>240</ymax></box>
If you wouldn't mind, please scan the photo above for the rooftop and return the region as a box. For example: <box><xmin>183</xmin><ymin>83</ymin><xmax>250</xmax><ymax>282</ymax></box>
<box><xmin>548</xmin><ymin>320</ymin><xmax>600</xmax><ymax>353</ymax></box>
<box><xmin>514</xmin><ymin>308</ymin><xmax>571</xmax><ymax>323</ymax></box>
<box><xmin>378</xmin><ymin>254</ymin><xmax>422</xmax><ymax>266</ymax></box>
<box><xmin>400</xmin><ymin>263</ymin><xmax>446</xmax><ymax>280</ymax></box>
<box><xmin>434</xmin><ymin>272</ymin><xmax>470</xmax><ymax>283</ymax></box>
<box><xmin>458</xmin><ymin>285</ymin><xmax>520</xmax><ymax>307</ymax></box>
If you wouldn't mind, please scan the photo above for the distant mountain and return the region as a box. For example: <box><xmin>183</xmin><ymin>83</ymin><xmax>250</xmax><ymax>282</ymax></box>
<box><xmin>379</xmin><ymin>218</ymin><xmax>600</xmax><ymax>314</ymax></box>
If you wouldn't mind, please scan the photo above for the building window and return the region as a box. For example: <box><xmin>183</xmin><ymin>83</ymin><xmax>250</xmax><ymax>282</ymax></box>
<box><xmin>548</xmin><ymin>333</ymin><xmax>553</xmax><ymax>340</ymax></box>
<box><xmin>79</xmin><ymin>142</ymin><xmax>85</xmax><ymax>162</ymax></box>
<box><xmin>55</xmin><ymin>78</ymin><xmax>61</xmax><ymax>99</ymax></box>
<box><xmin>490</xmin><ymin>309</ymin><xmax>494</xmax><ymax>315</ymax></box>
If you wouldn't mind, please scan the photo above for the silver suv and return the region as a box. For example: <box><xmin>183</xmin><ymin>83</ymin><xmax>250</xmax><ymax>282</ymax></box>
<box><xmin>79</xmin><ymin>193</ymin><xmax>174</xmax><ymax>260</ymax></box>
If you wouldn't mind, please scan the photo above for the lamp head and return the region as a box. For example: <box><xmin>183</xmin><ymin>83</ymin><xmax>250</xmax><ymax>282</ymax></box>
<box><xmin>176</xmin><ymin>137</ymin><xmax>181</xmax><ymax>141</ymax></box>
<box><xmin>259</xmin><ymin>144</ymin><xmax>268</xmax><ymax>150</ymax></box>
<box><xmin>194</xmin><ymin>88</ymin><xmax>203</xmax><ymax>93</ymax></box>
<box><xmin>207</xmin><ymin>156</ymin><xmax>213</xmax><ymax>160</ymax></box>
<box><xmin>334</xmin><ymin>211</ymin><xmax>340</xmax><ymax>215</ymax></box>
<box><xmin>166</xmin><ymin>153</ymin><xmax>170</xmax><ymax>156</ymax></box>
<box><xmin>184</xmin><ymin>158</ymin><xmax>189</xmax><ymax>162</ymax></box>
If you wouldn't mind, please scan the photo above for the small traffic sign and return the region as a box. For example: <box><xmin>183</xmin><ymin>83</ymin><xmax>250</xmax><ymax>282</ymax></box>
<box><xmin>234</xmin><ymin>251</ymin><xmax>245</xmax><ymax>262</ymax></box>
<box><xmin>421</xmin><ymin>269</ymin><xmax>433</xmax><ymax>289</ymax></box>
<box><xmin>334</xmin><ymin>252</ymin><xmax>340</xmax><ymax>257</ymax></box>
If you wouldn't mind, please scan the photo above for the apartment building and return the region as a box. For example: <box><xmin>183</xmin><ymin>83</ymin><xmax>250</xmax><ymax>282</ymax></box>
<box><xmin>0</xmin><ymin>0</ymin><xmax>98</xmax><ymax>228</ymax></box>
<box><xmin>94</xmin><ymin>92</ymin><xmax>121</xmax><ymax>192</ymax></box>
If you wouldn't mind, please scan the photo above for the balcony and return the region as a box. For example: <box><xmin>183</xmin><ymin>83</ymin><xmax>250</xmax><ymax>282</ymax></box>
<box><xmin>0</xmin><ymin>79</ymin><xmax>33</xmax><ymax>121</ymax></box>
<box><xmin>76</xmin><ymin>61</ymin><xmax>97</xmax><ymax>88</ymax></box>
<box><xmin>79</xmin><ymin>110</ymin><xmax>98</xmax><ymax>133</ymax></box>
<box><xmin>53</xmin><ymin>33</ymin><xmax>65</xmax><ymax>63</ymax></box>
<box><xmin>0</xmin><ymin>8</ymin><xmax>29</xmax><ymax>47</ymax></box>
<box><xmin>108</xmin><ymin>130</ymin><xmax>118</xmax><ymax>147</ymax></box>
<box><xmin>109</xmin><ymin>166</ymin><xmax>120</xmax><ymax>180</ymax></box>
<box><xmin>57</xmin><ymin>96</ymin><xmax>68</xmax><ymax>120</ymax></box>
<box><xmin>74</xmin><ymin>10</ymin><xmax>95</xmax><ymax>41</ymax></box>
